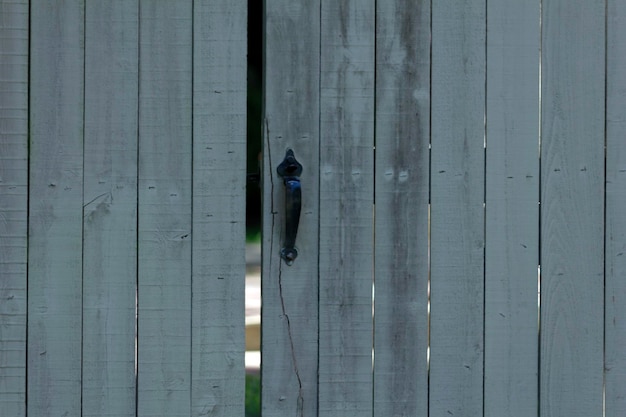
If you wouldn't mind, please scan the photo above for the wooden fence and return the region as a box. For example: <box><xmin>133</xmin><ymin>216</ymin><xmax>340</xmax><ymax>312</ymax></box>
<box><xmin>1</xmin><ymin>1</ymin><xmax>625</xmax><ymax>416</ymax></box>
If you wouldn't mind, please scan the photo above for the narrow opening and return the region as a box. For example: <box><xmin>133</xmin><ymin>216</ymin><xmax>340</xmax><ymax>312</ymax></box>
<box><xmin>245</xmin><ymin>0</ymin><xmax>263</xmax><ymax>416</ymax></box>
<box><xmin>537</xmin><ymin>2</ymin><xmax>543</xmax><ymax>414</ymax></box>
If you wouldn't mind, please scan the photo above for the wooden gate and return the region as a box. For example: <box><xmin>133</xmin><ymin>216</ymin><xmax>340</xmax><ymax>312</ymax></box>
<box><xmin>2</xmin><ymin>1</ymin><xmax>626</xmax><ymax>417</ymax></box>
<box><xmin>263</xmin><ymin>0</ymin><xmax>626</xmax><ymax>416</ymax></box>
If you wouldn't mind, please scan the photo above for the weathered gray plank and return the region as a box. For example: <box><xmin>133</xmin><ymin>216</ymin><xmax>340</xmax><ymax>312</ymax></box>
<box><xmin>82</xmin><ymin>1</ymin><xmax>138</xmax><ymax>415</ymax></box>
<box><xmin>318</xmin><ymin>1</ymin><xmax>375</xmax><ymax>416</ymax></box>
<box><xmin>0</xmin><ymin>1</ymin><xmax>28</xmax><ymax>415</ymax></box>
<box><xmin>484</xmin><ymin>2</ymin><xmax>540</xmax><ymax>416</ymax></box>
<box><xmin>429</xmin><ymin>1</ymin><xmax>486</xmax><ymax>416</ymax></box>
<box><xmin>262</xmin><ymin>0</ymin><xmax>321</xmax><ymax>415</ymax></box>
<box><xmin>27</xmin><ymin>1</ymin><xmax>84</xmax><ymax>415</ymax></box>
<box><xmin>373</xmin><ymin>1</ymin><xmax>429</xmax><ymax>416</ymax></box>
<box><xmin>540</xmin><ymin>1</ymin><xmax>605</xmax><ymax>416</ymax></box>
<box><xmin>191</xmin><ymin>1</ymin><xmax>247</xmax><ymax>415</ymax></box>
<box><xmin>605</xmin><ymin>1</ymin><xmax>626</xmax><ymax>415</ymax></box>
<box><xmin>137</xmin><ymin>1</ymin><xmax>193</xmax><ymax>415</ymax></box>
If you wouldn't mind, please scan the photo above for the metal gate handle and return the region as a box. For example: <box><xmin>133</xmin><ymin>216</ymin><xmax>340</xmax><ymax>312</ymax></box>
<box><xmin>277</xmin><ymin>149</ymin><xmax>302</xmax><ymax>265</ymax></box>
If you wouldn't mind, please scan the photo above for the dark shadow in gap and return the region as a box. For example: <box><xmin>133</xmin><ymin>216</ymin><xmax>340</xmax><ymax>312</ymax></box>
<box><xmin>246</xmin><ymin>0</ymin><xmax>263</xmax><ymax>416</ymax></box>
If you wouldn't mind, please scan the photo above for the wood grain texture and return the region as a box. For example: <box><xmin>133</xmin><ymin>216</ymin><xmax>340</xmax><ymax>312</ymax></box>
<box><xmin>82</xmin><ymin>1</ymin><xmax>138</xmax><ymax>415</ymax></box>
<box><xmin>429</xmin><ymin>1</ymin><xmax>486</xmax><ymax>416</ymax></box>
<box><xmin>540</xmin><ymin>2</ymin><xmax>605</xmax><ymax>416</ymax></box>
<box><xmin>373</xmin><ymin>0</ymin><xmax>430</xmax><ymax>416</ymax></box>
<box><xmin>318</xmin><ymin>1</ymin><xmax>375</xmax><ymax>415</ymax></box>
<box><xmin>262</xmin><ymin>1</ymin><xmax>320</xmax><ymax>416</ymax></box>
<box><xmin>605</xmin><ymin>1</ymin><xmax>626</xmax><ymax>415</ymax></box>
<box><xmin>137</xmin><ymin>1</ymin><xmax>193</xmax><ymax>415</ymax></box>
<box><xmin>484</xmin><ymin>2</ymin><xmax>540</xmax><ymax>416</ymax></box>
<box><xmin>191</xmin><ymin>1</ymin><xmax>247</xmax><ymax>415</ymax></box>
<box><xmin>0</xmin><ymin>1</ymin><xmax>28</xmax><ymax>415</ymax></box>
<box><xmin>27</xmin><ymin>1</ymin><xmax>84</xmax><ymax>415</ymax></box>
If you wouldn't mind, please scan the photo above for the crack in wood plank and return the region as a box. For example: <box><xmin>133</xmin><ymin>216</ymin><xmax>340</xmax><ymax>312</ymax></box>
<box><xmin>277</xmin><ymin>260</ymin><xmax>304</xmax><ymax>417</ymax></box>
<box><xmin>267</xmin><ymin>117</ymin><xmax>304</xmax><ymax>416</ymax></box>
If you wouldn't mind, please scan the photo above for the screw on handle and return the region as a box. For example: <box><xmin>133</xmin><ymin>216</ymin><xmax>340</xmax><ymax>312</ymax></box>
<box><xmin>277</xmin><ymin>149</ymin><xmax>302</xmax><ymax>265</ymax></box>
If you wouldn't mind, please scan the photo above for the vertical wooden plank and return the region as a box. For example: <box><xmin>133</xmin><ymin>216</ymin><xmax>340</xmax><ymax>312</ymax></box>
<box><xmin>262</xmin><ymin>0</ymin><xmax>320</xmax><ymax>416</ymax></box>
<box><xmin>318</xmin><ymin>1</ymin><xmax>375</xmax><ymax>416</ymax></box>
<box><xmin>191</xmin><ymin>1</ymin><xmax>247</xmax><ymax>416</ymax></box>
<box><xmin>27</xmin><ymin>1</ymin><xmax>84</xmax><ymax>415</ymax></box>
<box><xmin>137</xmin><ymin>1</ymin><xmax>192</xmax><ymax>416</ymax></box>
<box><xmin>373</xmin><ymin>0</ymin><xmax>429</xmax><ymax>416</ymax></box>
<box><xmin>429</xmin><ymin>1</ymin><xmax>486</xmax><ymax>416</ymax></box>
<box><xmin>540</xmin><ymin>1</ymin><xmax>605</xmax><ymax>416</ymax></box>
<box><xmin>0</xmin><ymin>1</ymin><xmax>28</xmax><ymax>415</ymax></box>
<box><xmin>606</xmin><ymin>1</ymin><xmax>626</xmax><ymax>415</ymax></box>
<box><xmin>82</xmin><ymin>1</ymin><xmax>138</xmax><ymax>415</ymax></box>
<box><xmin>484</xmin><ymin>2</ymin><xmax>540</xmax><ymax>416</ymax></box>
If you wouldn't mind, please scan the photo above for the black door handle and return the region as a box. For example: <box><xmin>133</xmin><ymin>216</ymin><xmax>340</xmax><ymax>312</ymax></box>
<box><xmin>277</xmin><ymin>149</ymin><xmax>302</xmax><ymax>265</ymax></box>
